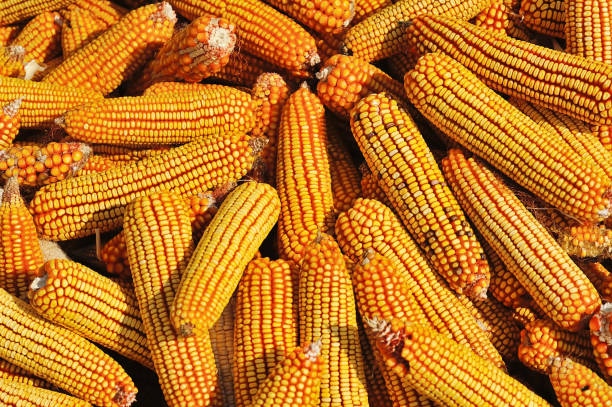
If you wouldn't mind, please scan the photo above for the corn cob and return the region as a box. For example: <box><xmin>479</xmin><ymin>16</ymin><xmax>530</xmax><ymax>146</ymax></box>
<box><xmin>171</xmin><ymin>182</ymin><xmax>280</xmax><ymax>336</ymax></box>
<box><xmin>11</xmin><ymin>12</ymin><xmax>62</xmax><ymax>63</ymax></box>
<box><xmin>368</xmin><ymin>318</ymin><xmax>551</xmax><ymax>407</ymax></box>
<box><xmin>133</xmin><ymin>15</ymin><xmax>236</xmax><ymax>92</ymax></box>
<box><xmin>340</xmin><ymin>0</ymin><xmax>491</xmax><ymax>62</ymax></box>
<box><xmin>312</xmin><ymin>31</ymin><xmax>342</xmax><ymax>62</ymax></box>
<box><xmin>0</xmin><ymin>287</ymin><xmax>136</xmax><ymax>406</ymax></box>
<box><xmin>246</xmin><ymin>342</ymin><xmax>323</xmax><ymax>407</ymax></box>
<box><xmin>549</xmin><ymin>357</ymin><xmax>612</xmax><ymax>407</ymax></box>
<box><xmin>43</xmin><ymin>3</ymin><xmax>176</xmax><ymax>95</ymax></box>
<box><xmin>0</xmin><ymin>379</ymin><xmax>91</xmax><ymax>407</ymax></box>
<box><xmin>28</xmin><ymin>259</ymin><xmax>152</xmax><ymax>369</ymax></box>
<box><xmin>61</xmin><ymin>8</ymin><xmax>109</xmax><ymax>57</ymax></box>
<box><xmin>474</xmin><ymin>1</ymin><xmax>509</xmax><ymax>33</ymax></box>
<box><xmin>29</xmin><ymin>55</ymin><xmax>60</xmax><ymax>81</ymax></box>
<box><xmin>589</xmin><ymin>303</ymin><xmax>612</xmax><ymax>382</ymax></box>
<box><xmin>210</xmin><ymin>296</ymin><xmax>236</xmax><ymax>407</ymax></box>
<box><xmin>579</xmin><ymin>262</ymin><xmax>612</xmax><ymax>302</ymax></box>
<box><xmin>60</xmin><ymin>87</ymin><xmax>254</xmax><ymax>147</ymax></box>
<box><xmin>316</xmin><ymin>54</ymin><xmax>404</xmax><ymax>119</ymax></box>
<box><xmin>100</xmin><ymin>232</ymin><xmax>131</xmax><ymax>278</ymax></box>
<box><xmin>357</xmin><ymin>325</ymin><xmax>393</xmax><ymax>407</ymax></box>
<box><xmin>0</xmin><ymin>46</ymin><xmax>43</xmax><ymax>79</ymax></box>
<box><xmin>264</xmin><ymin>0</ymin><xmax>354</xmax><ymax>34</ymax></box>
<box><xmin>142</xmin><ymin>81</ymin><xmax>209</xmax><ymax>96</ymax></box>
<box><xmin>75</xmin><ymin>155</ymin><xmax>118</xmax><ymax>176</ymax></box>
<box><xmin>469</xmin><ymin>296</ymin><xmax>521</xmax><ymax>362</ymax></box>
<box><xmin>31</xmin><ymin>133</ymin><xmax>255</xmax><ymax>240</ymax></box>
<box><xmin>408</xmin><ymin>53</ymin><xmax>612</xmax><ymax>222</ymax></box>
<box><xmin>168</xmin><ymin>0</ymin><xmax>318</xmax><ymax>77</ymax></box>
<box><xmin>336</xmin><ymin>198</ymin><xmax>504</xmax><ymax>367</ymax></box>
<box><xmin>353</xmin><ymin>0</ymin><xmax>391</xmax><ymax>23</ymax></box>
<box><xmin>0</xmin><ymin>98</ymin><xmax>20</xmax><ymax>150</ymax></box>
<box><xmin>0</xmin><ymin>0</ymin><xmax>73</xmax><ymax>25</ymax></box>
<box><xmin>212</xmin><ymin>51</ymin><xmax>277</xmax><ymax>87</ymax></box>
<box><xmin>519</xmin><ymin>0</ymin><xmax>564</xmax><ymax>37</ymax></box>
<box><xmin>298</xmin><ymin>232</ymin><xmax>369</xmax><ymax>406</ymax></box>
<box><xmin>359</xmin><ymin>163</ymin><xmax>391</xmax><ymax>207</ymax></box>
<box><xmin>123</xmin><ymin>191</ymin><xmax>221</xmax><ymax>406</ymax></box>
<box><xmin>0</xmin><ymin>75</ymin><xmax>102</xmax><ymax>128</ymax></box>
<box><xmin>384</xmin><ymin>52</ymin><xmax>418</xmax><ymax>82</ymax></box>
<box><xmin>0</xmin><ymin>360</ymin><xmax>48</xmax><ymax>388</ymax></box>
<box><xmin>89</xmin><ymin>143</ymin><xmax>170</xmax><ymax>159</ymax></box>
<box><xmin>277</xmin><ymin>85</ymin><xmax>334</xmax><ymax>265</ymax></box>
<box><xmin>233</xmin><ymin>257</ymin><xmax>297</xmax><ymax>407</ymax></box>
<box><xmin>513</xmin><ymin>306</ymin><xmax>544</xmax><ymax>326</ymax></box>
<box><xmin>0</xmin><ymin>26</ymin><xmax>20</xmax><ymax>47</ymax></box>
<box><xmin>0</xmin><ymin>177</ymin><xmax>43</xmax><ymax>299</ymax></box>
<box><xmin>595</xmin><ymin>125</ymin><xmax>612</xmax><ymax>153</ymax></box>
<box><xmin>65</xmin><ymin>0</ymin><xmax>126</xmax><ymax>25</ymax></box>
<box><xmin>0</xmin><ymin>142</ymin><xmax>91</xmax><ymax>187</ymax></box>
<box><xmin>251</xmin><ymin>73</ymin><xmax>290</xmax><ymax>184</ymax></box>
<box><xmin>442</xmin><ymin>148</ymin><xmax>601</xmax><ymax>330</ymax></box>
<box><xmin>327</xmin><ymin>122</ymin><xmax>361</xmax><ymax>213</ymax></box>
<box><xmin>566</xmin><ymin>0</ymin><xmax>612</xmax><ymax>63</ymax></box>
<box><xmin>352</xmin><ymin>92</ymin><xmax>489</xmax><ymax>298</ymax></box>
<box><xmin>483</xmin><ymin>240</ymin><xmax>532</xmax><ymax>309</ymax></box>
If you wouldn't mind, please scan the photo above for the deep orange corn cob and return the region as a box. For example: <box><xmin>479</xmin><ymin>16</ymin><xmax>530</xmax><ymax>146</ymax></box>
<box><xmin>64</xmin><ymin>0</ymin><xmax>126</xmax><ymax>26</ymax></box>
<box><xmin>276</xmin><ymin>85</ymin><xmax>334</xmax><ymax>265</ymax></box>
<box><xmin>43</xmin><ymin>2</ymin><xmax>176</xmax><ymax>95</ymax></box>
<box><xmin>100</xmin><ymin>233</ymin><xmax>131</xmax><ymax>278</ymax></box>
<box><xmin>475</xmin><ymin>1</ymin><xmax>509</xmax><ymax>33</ymax></box>
<box><xmin>75</xmin><ymin>155</ymin><xmax>118</xmax><ymax>176</ymax></box>
<box><xmin>210</xmin><ymin>296</ymin><xmax>236</xmax><ymax>407</ymax></box>
<box><xmin>0</xmin><ymin>177</ymin><xmax>43</xmax><ymax>299</ymax></box>
<box><xmin>233</xmin><ymin>258</ymin><xmax>298</xmax><ymax>407</ymax></box>
<box><xmin>336</xmin><ymin>198</ymin><xmax>505</xmax><ymax>368</ymax></box>
<box><xmin>442</xmin><ymin>148</ymin><xmax>601</xmax><ymax>331</ymax></box>
<box><xmin>0</xmin><ymin>75</ymin><xmax>102</xmax><ymax>128</ymax></box>
<box><xmin>169</xmin><ymin>0</ymin><xmax>319</xmax><ymax>77</ymax></box>
<box><xmin>312</xmin><ymin>30</ymin><xmax>343</xmax><ymax>62</ymax></box>
<box><xmin>246</xmin><ymin>342</ymin><xmax>323</xmax><ymax>407</ymax></box>
<box><xmin>171</xmin><ymin>182</ymin><xmax>280</xmax><ymax>337</ymax></box>
<box><xmin>316</xmin><ymin>54</ymin><xmax>404</xmax><ymax>119</ymax></box>
<box><xmin>0</xmin><ymin>0</ymin><xmax>73</xmax><ymax>25</ymax></box>
<box><xmin>60</xmin><ymin>87</ymin><xmax>254</xmax><ymax>147</ymax></box>
<box><xmin>358</xmin><ymin>163</ymin><xmax>391</xmax><ymax>206</ymax></box>
<box><xmin>483</xmin><ymin>239</ymin><xmax>532</xmax><ymax>309</ymax></box>
<box><xmin>212</xmin><ymin>51</ymin><xmax>277</xmax><ymax>87</ymax></box>
<box><xmin>589</xmin><ymin>303</ymin><xmax>612</xmax><ymax>382</ymax></box>
<box><xmin>264</xmin><ymin>0</ymin><xmax>354</xmax><ymax>34</ymax></box>
<box><xmin>142</xmin><ymin>81</ymin><xmax>209</xmax><ymax>96</ymax></box>
<box><xmin>123</xmin><ymin>191</ymin><xmax>221</xmax><ymax>406</ymax></box>
<box><xmin>352</xmin><ymin>0</ymin><xmax>391</xmax><ymax>23</ymax></box>
<box><xmin>31</xmin><ymin>133</ymin><xmax>254</xmax><ymax>240</ymax></box>
<box><xmin>28</xmin><ymin>259</ymin><xmax>152</xmax><ymax>369</ymax></box>
<box><xmin>0</xmin><ymin>26</ymin><xmax>20</xmax><ymax>47</ymax></box>
<box><xmin>384</xmin><ymin>52</ymin><xmax>418</xmax><ymax>82</ymax></box>
<box><xmin>0</xmin><ymin>98</ymin><xmax>20</xmax><ymax>150</ymax></box>
<box><xmin>352</xmin><ymin>92</ymin><xmax>489</xmax><ymax>298</ymax></box>
<box><xmin>0</xmin><ymin>142</ymin><xmax>91</xmax><ymax>187</ymax></box>
<box><xmin>408</xmin><ymin>53</ymin><xmax>612</xmax><ymax>223</ymax></box>
<box><xmin>11</xmin><ymin>12</ymin><xmax>62</xmax><ymax>63</ymax></box>
<box><xmin>0</xmin><ymin>379</ymin><xmax>91</xmax><ymax>406</ymax></box>
<box><xmin>61</xmin><ymin>8</ymin><xmax>109</xmax><ymax>57</ymax></box>
<box><xmin>298</xmin><ymin>233</ymin><xmax>369</xmax><ymax>406</ymax></box>
<box><xmin>327</xmin><ymin>122</ymin><xmax>361</xmax><ymax>213</ymax></box>
<box><xmin>519</xmin><ymin>0</ymin><xmax>565</xmax><ymax>38</ymax></box>
<box><xmin>549</xmin><ymin>357</ymin><xmax>612</xmax><ymax>407</ymax></box>
<box><xmin>579</xmin><ymin>262</ymin><xmax>612</xmax><ymax>302</ymax></box>
<box><xmin>368</xmin><ymin>318</ymin><xmax>551</xmax><ymax>407</ymax></box>
<box><xmin>340</xmin><ymin>0</ymin><xmax>491</xmax><ymax>62</ymax></box>
<box><xmin>0</xmin><ymin>287</ymin><xmax>137</xmax><ymax>407</ymax></box>
<box><xmin>133</xmin><ymin>15</ymin><xmax>236</xmax><ymax>91</ymax></box>
<box><xmin>251</xmin><ymin>72</ymin><xmax>290</xmax><ymax>184</ymax></box>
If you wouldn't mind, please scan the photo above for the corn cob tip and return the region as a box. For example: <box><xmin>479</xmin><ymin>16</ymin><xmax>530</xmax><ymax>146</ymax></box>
<box><xmin>22</xmin><ymin>59</ymin><xmax>45</xmax><ymax>81</ymax></box>
<box><xmin>179</xmin><ymin>323</ymin><xmax>194</xmax><ymax>337</ymax></box>
<box><xmin>53</xmin><ymin>14</ymin><xmax>63</xmax><ymax>26</ymax></box>
<box><xmin>306</xmin><ymin>50</ymin><xmax>321</xmax><ymax>68</ymax></box>
<box><xmin>315</xmin><ymin>65</ymin><xmax>332</xmax><ymax>81</ymax></box>
<box><xmin>29</xmin><ymin>272</ymin><xmax>48</xmax><ymax>291</ymax></box>
<box><xmin>2</xmin><ymin>175</ymin><xmax>19</xmax><ymax>203</ymax></box>
<box><xmin>359</xmin><ymin>248</ymin><xmax>375</xmax><ymax>266</ymax></box>
<box><xmin>54</xmin><ymin>116</ymin><xmax>65</xmax><ymax>127</ymax></box>
<box><xmin>7</xmin><ymin>45</ymin><xmax>24</xmax><ymax>60</ymax></box>
<box><xmin>210</xmin><ymin>181</ymin><xmax>237</xmax><ymax>201</ymax></box>
<box><xmin>365</xmin><ymin>317</ymin><xmax>404</xmax><ymax>353</ymax></box>
<box><xmin>113</xmin><ymin>384</ymin><xmax>137</xmax><ymax>407</ymax></box>
<box><xmin>465</xmin><ymin>277</ymin><xmax>489</xmax><ymax>300</ymax></box>
<box><xmin>248</xmin><ymin>136</ymin><xmax>268</xmax><ymax>155</ymax></box>
<box><xmin>340</xmin><ymin>43</ymin><xmax>352</xmax><ymax>56</ymax></box>
<box><xmin>304</xmin><ymin>339</ymin><xmax>323</xmax><ymax>361</ymax></box>
<box><xmin>152</xmin><ymin>2</ymin><xmax>177</xmax><ymax>24</ymax></box>
<box><xmin>3</xmin><ymin>97</ymin><xmax>22</xmax><ymax>117</ymax></box>
<box><xmin>208</xmin><ymin>18</ymin><xmax>235</xmax><ymax>50</ymax></box>
<box><xmin>590</xmin><ymin>303</ymin><xmax>612</xmax><ymax>346</ymax></box>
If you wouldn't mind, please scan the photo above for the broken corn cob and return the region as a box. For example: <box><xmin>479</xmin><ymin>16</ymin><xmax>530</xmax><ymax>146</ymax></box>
<box><xmin>171</xmin><ymin>182</ymin><xmax>280</xmax><ymax>336</ymax></box>
<box><xmin>589</xmin><ymin>303</ymin><xmax>612</xmax><ymax>382</ymax></box>
<box><xmin>549</xmin><ymin>357</ymin><xmax>612</xmax><ymax>407</ymax></box>
<box><xmin>475</xmin><ymin>1</ymin><xmax>509</xmax><ymax>33</ymax></box>
<box><xmin>0</xmin><ymin>379</ymin><xmax>91</xmax><ymax>407</ymax></box>
<box><xmin>11</xmin><ymin>11</ymin><xmax>62</xmax><ymax>63</ymax></box>
<box><xmin>519</xmin><ymin>0</ymin><xmax>565</xmax><ymax>37</ymax></box>
<box><xmin>0</xmin><ymin>98</ymin><xmax>20</xmax><ymax>150</ymax></box>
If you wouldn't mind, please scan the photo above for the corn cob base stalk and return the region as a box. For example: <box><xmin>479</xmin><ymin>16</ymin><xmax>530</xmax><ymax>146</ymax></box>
<box><xmin>589</xmin><ymin>303</ymin><xmax>612</xmax><ymax>383</ymax></box>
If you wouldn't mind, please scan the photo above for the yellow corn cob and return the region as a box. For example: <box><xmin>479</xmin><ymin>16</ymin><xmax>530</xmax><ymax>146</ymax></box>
<box><xmin>171</xmin><ymin>182</ymin><xmax>280</xmax><ymax>337</ymax></box>
<box><xmin>406</xmin><ymin>15</ymin><xmax>612</xmax><ymax>127</ymax></box>
<box><xmin>88</xmin><ymin>143</ymin><xmax>170</xmax><ymax>159</ymax></box>
<box><xmin>0</xmin><ymin>287</ymin><xmax>136</xmax><ymax>406</ymax></box>
<box><xmin>469</xmin><ymin>296</ymin><xmax>521</xmax><ymax>362</ymax></box>
<box><xmin>233</xmin><ymin>257</ymin><xmax>297</xmax><ymax>407</ymax></box>
<box><xmin>264</xmin><ymin>0</ymin><xmax>354</xmax><ymax>34</ymax></box>
<box><xmin>0</xmin><ymin>0</ymin><xmax>73</xmax><ymax>25</ymax></box>
<box><xmin>75</xmin><ymin>154</ymin><xmax>118</xmax><ymax>176</ymax></box>
<box><xmin>566</xmin><ymin>0</ymin><xmax>612</xmax><ymax>64</ymax></box>
<box><xmin>210</xmin><ymin>296</ymin><xmax>236</xmax><ymax>407</ymax></box>
<box><xmin>11</xmin><ymin>12</ymin><xmax>62</xmax><ymax>63</ymax></box>
<box><xmin>579</xmin><ymin>262</ymin><xmax>612</xmax><ymax>302</ymax></box>
<box><xmin>0</xmin><ymin>379</ymin><xmax>91</xmax><ymax>406</ymax></box>
<box><xmin>475</xmin><ymin>1</ymin><xmax>509</xmax><ymax>33</ymax></box>
<box><xmin>0</xmin><ymin>360</ymin><xmax>48</xmax><ymax>388</ymax></box>
<box><xmin>27</xmin><ymin>259</ymin><xmax>152</xmax><ymax>369</ymax></box>
<box><xmin>61</xmin><ymin>8</ymin><xmax>109</xmax><ymax>57</ymax></box>
<box><xmin>64</xmin><ymin>0</ymin><xmax>125</xmax><ymax>26</ymax></box>
<box><xmin>589</xmin><ymin>303</ymin><xmax>612</xmax><ymax>382</ymax></box>
<box><xmin>251</xmin><ymin>73</ymin><xmax>290</xmax><ymax>184</ymax></box>
<box><xmin>340</xmin><ymin>0</ymin><xmax>491</xmax><ymax>62</ymax></box>
<box><xmin>327</xmin><ymin>122</ymin><xmax>361</xmax><ymax>213</ymax></box>
<box><xmin>483</xmin><ymin>240</ymin><xmax>532</xmax><ymax>309</ymax></box>
<box><xmin>0</xmin><ymin>98</ymin><xmax>20</xmax><ymax>150</ymax></box>
<box><xmin>133</xmin><ymin>15</ymin><xmax>236</xmax><ymax>92</ymax></box>
<box><xmin>518</xmin><ymin>318</ymin><xmax>596</xmax><ymax>374</ymax></box>
<box><xmin>519</xmin><ymin>0</ymin><xmax>565</xmax><ymax>37</ymax></box>
<box><xmin>142</xmin><ymin>81</ymin><xmax>208</xmax><ymax>96</ymax></box>
<box><xmin>316</xmin><ymin>54</ymin><xmax>404</xmax><ymax>119</ymax></box>
<box><xmin>0</xmin><ymin>46</ymin><xmax>42</xmax><ymax>79</ymax></box>
<box><xmin>442</xmin><ymin>148</ymin><xmax>602</xmax><ymax>330</ymax></box>
<box><xmin>0</xmin><ymin>26</ymin><xmax>20</xmax><ymax>47</ymax></box>
<box><xmin>352</xmin><ymin>0</ymin><xmax>391</xmax><ymax>23</ymax></box>
<box><xmin>352</xmin><ymin>92</ymin><xmax>489</xmax><ymax>298</ymax></box>
<box><xmin>212</xmin><ymin>51</ymin><xmax>277</xmax><ymax>87</ymax></box>
<box><xmin>43</xmin><ymin>3</ymin><xmax>176</xmax><ymax>95</ymax></box>
<box><xmin>169</xmin><ymin>0</ymin><xmax>319</xmax><ymax>77</ymax></box>
<box><xmin>595</xmin><ymin>125</ymin><xmax>612</xmax><ymax>153</ymax></box>
<box><xmin>277</xmin><ymin>85</ymin><xmax>334</xmax><ymax>265</ymax></box>
<box><xmin>336</xmin><ymin>198</ymin><xmax>505</xmax><ymax>367</ymax></box>
<box><xmin>549</xmin><ymin>357</ymin><xmax>612</xmax><ymax>407</ymax></box>
<box><xmin>246</xmin><ymin>342</ymin><xmax>323</xmax><ymax>407</ymax></box>
<box><xmin>0</xmin><ymin>177</ymin><xmax>43</xmax><ymax>299</ymax></box>
<box><xmin>123</xmin><ymin>191</ymin><xmax>221</xmax><ymax>406</ymax></box>
<box><xmin>0</xmin><ymin>75</ymin><xmax>102</xmax><ymax>128</ymax></box>
<box><xmin>358</xmin><ymin>163</ymin><xmax>392</xmax><ymax>207</ymax></box>
<box><xmin>408</xmin><ymin>53</ymin><xmax>612</xmax><ymax>223</ymax></box>
<box><xmin>60</xmin><ymin>87</ymin><xmax>254</xmax><ymax>147</ymax></box>
<box><xmin>368</xmin><ymin>318</ymin><xmax>551</xmax><ymax>407</ymax></box>
<box><xmin>299</xmin><ymin>233</ymin><xmax>369</xmax><ymax>406</ymax></box>
<box><xmin>0</xmin><ymin>142</ymin><xmax>91</xmax><ymax>187</ymax></box>
<box><xmin>31</xmin><ymin>133</ymin><xmax>255</xmax><ymax>240</ymax></box>
<box><xmin>513</xmin><ymin>306</ymin><xmax>544</xmax><ymax>326</ymax></box>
